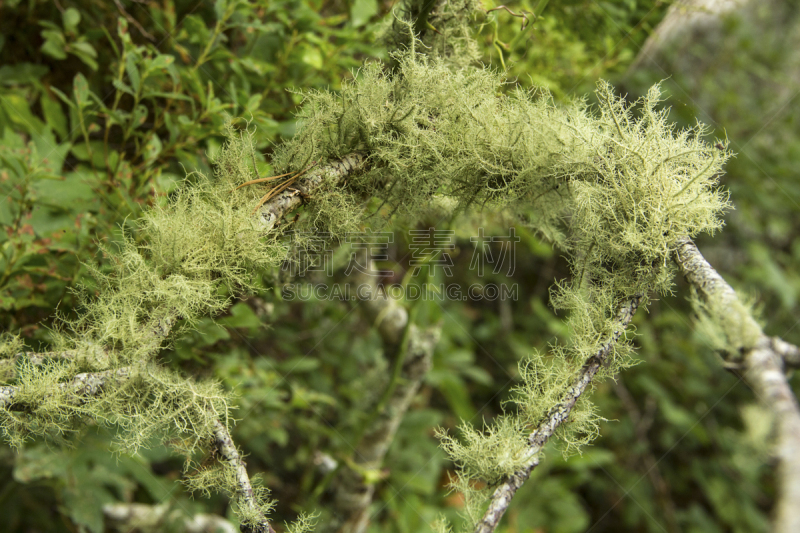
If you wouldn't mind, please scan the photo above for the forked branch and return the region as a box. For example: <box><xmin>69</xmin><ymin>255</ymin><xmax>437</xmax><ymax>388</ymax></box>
<box><xmin>674</xmin><ymin>237</ymin><xmax>800</xmax><ymax>533</ymax></box>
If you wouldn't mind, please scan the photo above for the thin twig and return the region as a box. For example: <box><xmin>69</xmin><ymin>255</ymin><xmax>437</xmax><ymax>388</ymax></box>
<box><xmin>103</xmin><ymin>502</ymin><xmax>236</xmax><ymax>533</ymax></box>
<box><xmin>113</xmin><ymin>0</ymin><xmax>155</xmax><ymax>41</ymax></box>
<box><xmin>211</xmin><ymin>419</ymin><xmax>276</xmax><ymax>533</ymax></box>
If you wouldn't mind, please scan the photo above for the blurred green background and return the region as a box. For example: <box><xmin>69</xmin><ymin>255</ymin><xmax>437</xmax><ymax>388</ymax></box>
<box><xmin>1</xmin><ymin>1</ymin><xmax>798</xmax><ymax>532</ymax></box>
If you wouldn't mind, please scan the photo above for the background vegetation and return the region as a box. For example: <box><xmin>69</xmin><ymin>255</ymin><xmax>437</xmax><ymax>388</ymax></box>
<box><xmin>0</xmin><ymin>1</ymin><xmax>797</xmax><ymax>532</ymax></box>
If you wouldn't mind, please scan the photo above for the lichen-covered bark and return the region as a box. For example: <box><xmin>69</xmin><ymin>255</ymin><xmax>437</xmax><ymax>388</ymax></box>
<box><xmin>674</xmin><ymin>236</ymin><xmax>800</xmax><ymax>533</ymax></box>
<box><xmin>324</xmin><ymin>258</ymin><xmax>440</xmax><ymax>533</ymax></box>
<box><xmin>0</xmin><ymin>367</ymin><xmax>132</xmax><ymax>410</ymax></box>
<box><xmin>772</xmin><ymin>337</ymin><xmax>800</xmax><ymax>369</ymax></box>
<box><xmin>211</xmin><ymin>419</ymin><xmax>276</xmax><ymax>533</ymax></box>
<box><xmin>474</xmin><ymin>295</ymin><xmax>642</xmax><ymax>533</ymax></box>
<box><xmin>103</xmin><ymin>502</ymin><xmax>236</xmax><ymax>533</ymax></box>
<box><xmin>258</xmin><ymin>152</ymin><xmax>367</xmax><ymax>232</ymax></box>
<box><xmin>349</xmin><ymin>263</ymin><xmax>409</xmax><ymax>345</ymax></box>
<box><xmin>330</xmin><ymin>325</ymin><xmax>439</xmax><ymax>533</ymax></box>
<box><xmin>1</xmin><ymin>154</ymin><xmax>368</xmax><ymax>533</ymax></box>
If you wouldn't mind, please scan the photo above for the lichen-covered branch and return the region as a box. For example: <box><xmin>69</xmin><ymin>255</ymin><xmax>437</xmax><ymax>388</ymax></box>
<box><xmin>103</xmin><ymin>502</ymin><xmax>236</xmax><ymax>533</ymax></box>
<box><xmin>257</xmin><ymin>152</ymin><xmax>367</xmax><ymax>232</ymax></box>
<box><xmin>0</xmin><ymin>156</ymin><xmax>367</xmax><ymax>531</ymax></box>
<box><xmin>350</xmin><ymin>257</ymin><xmax>409</xmax><ymax>345</ymax></box>
<box><xmin>0</xmin><ymin>367</ymin><xmax>132</xmax><ymax>410</ymax></box>
<box><xmin>771</xmin><ymin>337</ymin><xmax>800</xmax><ymax>369</ymax></box>
<box><xmin>330</xmin><ymin>325</ymin><xmax>440</xmax><ymax>533</ymax></box>
<box><xmin>474</xmin><ymin>295</ymin><xmax>642</xmax><ymax>533</ymax></box>
<box><xmin>211</xmin><ymin>419</ymin><xmax>276</xmax><ymax>533</ymax></box>
<box><xmin>0</xmin><ymin>360</ymin><xmax>274</xmax><ymax>532</ymax></box>
<box><xmin>674</xmin><ymin>237</ymin><xmax>800</xmax><ymax>533</ymax></box>
<box><xmin>325</xmin><ymin>261</ymin><xmax>440</xmax><ymax>533</ymax></box>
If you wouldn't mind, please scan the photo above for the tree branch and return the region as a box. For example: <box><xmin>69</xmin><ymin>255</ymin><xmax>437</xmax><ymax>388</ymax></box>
<box><xmin>771</xmin><ymin>337</ymin><xmax>800</xmax><ymax>370</ymax></box>
<box><xmin>326</xmin><ymin>261</ymin><xmax>440</xmax><ymax>533</ymax></box>
<box><xmin>103</xmin><ymin>502</ymin><xmax>236</xmax><ymax>533</ymax></box>
<box><xmin>211</xmin><ymin>418</ymin><xmax>276</xmax><ymax>533</ymax></box>
<box><xmin>0</xmin><ymin>365</ymin><xmax>275</xmax><ymax>533</ymax></box>
<box><xmin>0</xmin><ymin>154</ymin><xmax>369</xmax><ymax>532</ymax></box>
<box><xmin>257</xmin><ymin>152</ymin><xmax>367</xmax><ymax>232</ymax></box>
<box><xmin>474</xmin><ymin>294</ymin><xmax>642</xmax><ymax>533</ymax></box>
<box><xmin>674</xmin><ymin>236</ymin><xmax>800</xmax><ymax>533</ymax></box>
<box><xmin>0</xmin><ymin>367</ymin><xmax>132</xmax><ymax>410</ymax></box>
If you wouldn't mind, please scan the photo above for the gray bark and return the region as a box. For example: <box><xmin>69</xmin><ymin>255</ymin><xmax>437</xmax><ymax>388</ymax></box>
<box><xmin>674</xmin><ymin>237</ymin><xmax>800</xmax><ymax>533</ymax></box>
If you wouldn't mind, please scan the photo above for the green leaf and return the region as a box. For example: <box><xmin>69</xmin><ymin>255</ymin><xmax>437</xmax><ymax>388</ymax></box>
<box><xmin>72</xmin><ymin>73</ymin><xmax>89</xmax><ymax>108</ymax></box>
<box><xmin>350</xmin><ymin>0</ymin><xmax>378</xmax><ymax>28</ymax></box>
<box><xmin>62</xmin><ymin>7</ymin><xmax>81</xmax><ymax>33</ymax></box>
<box><xmin>436</xmin><ymin>374</ymin><xmax>476</xmax><ymax>421</ymax></box>
<box><xmin>0</xmin><ymin>63</ymin><xmax>47</xmax><ymax>86</ymax></box>
<box><xmin>214</xmin><ymin>0</ymin><xmax>228</xmax><ymax>21</ymax></box>
<box><xmin>63</xmin><ymin>482</ymin><xmax>111</xmax><ymax>533</ymax></box>
<box><xmin>13</xmin><ymin>447</ymin><xmax>68</xmax><ymax>483</ymax></box>
<box><xmin>112</xmin><ymin>79</ymin><xmax>135</xmax><ymax>97</ymax></box>
<box><xmin>132</xmin><ymin>104</ymin><xmax>148</xmax><ymax>127</ymax></box>
<box><xmin>147</xmin><ymin>54</ymin><xmax>175</xmax><ymax>72</ymax></box>
<box><xmin>70</xmin><ymin>41</ymin><xmax>98</xmax><ymax>71</ymax></box>
<box><xmin>219</xmin><ymin>302</ymin><xmax>263</xmax><ymax>330</ymax></box>
<box><xmin>49</xmin><ymin>86</ymin><xmax>76</xmax><ymax>109</ymax></box>
<box><xmin>125</xmin><ymin>53</ymin><xmax>140</xmax><ymax>95</ymax></box>
<box><xmin>0</xmin><ymin>94</ymin><xmax>46</xmax><ymax>135</ymax></box>
<box><xmin>117</xmin><ymin>17</ymin><xmax>130</xmax><ymax>44</ymax></box>
<box><xmin>300</xmin><ymin>45</ymin><xmax>323</xmax><ymax>70</ymax></box>
<box><xmin>143</xmin><ymin>91</ymin><xmax>192</xmax><ymax>102</ymax></box>
<box><xmin>144</xmin><ymin>134</ymin><xmax>162</xmax><ymax>163</ymax></box>
<box><xmin>40</xmin><ymin>30</ymin><xmax>67</xmax><ymax>60</ymax></box>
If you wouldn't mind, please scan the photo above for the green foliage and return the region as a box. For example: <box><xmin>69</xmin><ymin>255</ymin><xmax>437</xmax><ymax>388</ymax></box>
<box><xmin>478</xmin><ymin>0</ymin><xmax>670</xmax><ymax>98</ymax></box>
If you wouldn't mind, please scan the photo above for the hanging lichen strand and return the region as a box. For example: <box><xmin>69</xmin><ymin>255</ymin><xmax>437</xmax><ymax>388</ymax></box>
<box><xmin>0</xmin><ymin>13</ymin><xmax>730</xmax><ymax>533</ymax></box>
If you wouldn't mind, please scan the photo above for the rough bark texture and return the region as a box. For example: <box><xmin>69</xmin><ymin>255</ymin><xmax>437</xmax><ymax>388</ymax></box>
<box><xmin>474</xmin><ymin>295</ymin><xmax>642</xmax><ymax>533</ymax></box>
<box><xmin>211</xmin><ymin>419</ymin><xmax>276</xmax><ymax>533</ymax></box>
<box><xmin>772</xmin><ymin>337</ymin><xmax>800</xmax><ymax>369</ymax></box>
<box><xmin>257</xmin><ymin>152</ymin><xmax>367</xmax><ymax>232</ymax></box>
<box><xmin>674</xmin><ymin>237</ymin><xmax>800</xmax><ymax>533</ymax></box>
